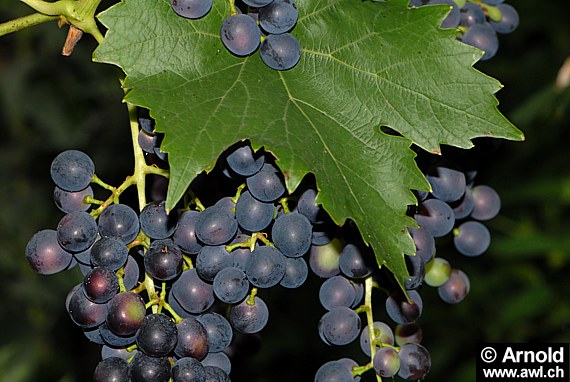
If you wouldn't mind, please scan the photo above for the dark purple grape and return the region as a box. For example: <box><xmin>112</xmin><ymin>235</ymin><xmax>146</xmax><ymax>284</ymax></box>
<box><xmin>129</xmin><ymin>352</ymin><xmax>171</xmax><ymax>382</ymax></box>
<box><xmin>470</xmin><ymin>185</ymin><xmax>501</xmax><ymax>221</ymax></box>
<box><xmin>397</xmin><ymin>343</ymin><xmax>431</xmax><ymax>380</ymax></box>
<box><xmin>409</xmin><ymin>227</ymin><xmax>435</xmax><ymax>264</ymax></box>
<box><xmin>106</xmin><ymin>292</ymin><xmax>146</xmax><ymax>336</ymax></box>
<box><xmin>67</xmin><ymin>285</ymin><xmax>107</xmax><ymax>328</ymax></box>
<box><xmin>451</xmin><ymin>187</ymin><xmax>475</xmax><ymax>220</ymax></box>
<box><xmin>140</xmin><ymin>201</ymin><xmax>178</xmax><ymax>239</ymax></box>
<box><xmin>99</xmin><ymin>321</ymin><xmax>138</xmax><ymax>347</ymax></box>
<box><xmin>374</xmin><ymin>347</ymin><xmax>401</xmax><ymax>377</ymax></box>
<box><xmin>259</xmin><ymin>33</ymin><xmax>301</xmax><ymax>71</ymax></box>
<box><xmin>280</xmin><ymin>257</ymin><xmax>308</xmax><ymax>288</ymax></box>
<box><xmin>195</xmin><ymin>205</ymin><xmax>238</xmax><ymax>246</ymax></box>
<box><xmin>202</xmin><ymin>352</ymin><xmax>231</xmax><ymax>375</ymax></box>
<box><xmin>138</xmin><ymin>130</ymin><xmax>157</xmax><ymax>153</ymax></box>
<box><xmin>404</xmin><ymin>254</ymin><xmax>425</xmax><ymax>290</ymax></box>
<box><xmin>385</xmin><ymin>290</ymin><xmax>423</xmax><ymax>324</ymax></box>
<box><xmin>338</xmin><ymin>243</ymin><xmax>373</xmax><ymax>279</ymax></box>
<box><xmin>438</xmin><ymin>269</ymin><xmax>470</xmax><ymax>304</ymax></box>
<box><xmin>90</xmin><ymin>237</ymin><xmax>129</xmax><ymax>271</ymax></box>
<box><xmin>461</xmin><ymin>23</ymin><xmax>499</xmax><ymax>61</ymax></box>
<box><xmin>173</xmin><ymin>210</ymin><xmax>204</xmax><ymax>254</ymax></box>
<box><xmin>229</xmin><ymin>296</ymin><xmax>269</xmax><ymax>334</ymax></box>
<box><xmin>122</xmin><ymin>255</ymin><xmax>140</xmax><ymax>291</ymax></box>
<box><xmin>490</xmin><ymin>3</ymin><xmax>519</xmax><ymax>34</ymax></box>
<box><xmin>460</xmin><ymin>2</ymin><xmax>485</xmax><ymax>27</ymax></box>
<box><xmin>57</xmin><ymin>211</ymin><xmax>98</xmax><ymax>252</ymax></box>
<box><xmin>98</xmin><ymin>203</ymin><xmax>140</xmax><ymax>244</ymax></box>
<box><xmin>196</xmin><ymin>313</ymin><xmax>233</xmax><ymax>353</ymax></box>
<box><xmin>101</xmin><ymin>345</ymin><xmax>136</xmax><ymax>361</ymax></box>
<box><xmin>271</xmin><ymin>212</ymin><xmax>312</xmax><ymax>258</ymax></box>
<box><xmin>414</xmin><ymin>199</ymin><xmax>455</xmax><ymax>238</ymax></box>
<box><xmin>170</xmin><ymin>0</ymin><xmax>212</xmax><ymax>19</ymax></box>
<box><xmin>453</xmin><ymin>220</ymin><xmax>491</xmax><ymax>257</ymax></box>
<box><xmin>213</xmin><ymin>266</ymin><xmax>249</xmax><ymax>304</ymax></box>
<box><xmin>318</xmin><ymin>306</ymin><xmax>361</xmax><ymax>346</ymax></box>
<box><xmin>144</xmin><ymin>238</ymin><xmax>184</xmax><ymax>281</ymax></box>
<box><xmin>425</xmin><ymin>162</ymin><xmax>466</xmax><ymax>202</ymax></box>
<box><xmin>296</xmin><ymin>188</ymin><xmax>324</xmax><ymax>224</ymax></box>
<box><xmin>172</xmin><ymin>357</ymin><xmax>206</xmax><ymax>382</ymax></box>
<box><xmin>50</xmin><ymin>150</ymin><xmax>94</xmax><ymax>192</ymax></box>
<box><xmin>93</xmin><ymin>357</ymin><xmax>129</xmax><ymax>382</ymax></box>
<box><xmin>83</xmin><ymin>267</ymin><xmax>119</xmax><ymax>303</ymax></box>
<box><xmin>246</xmin><ymin>163</ymin><xmax>286</xmax><ymax>202</ymax></box>
<box><xmin>245</xmin><ymin>245</ymin><xmax>286</xmax><ymax>288</ymax></box>
<box><xmin>259</xmin><ymin>0</ymin><xmax>299</xmax><ymax>34</ymax></box>
<box><xmin>136</xmin><ymin>313</ymin><xmax>178</xmax><ymax>357</ymax></box>
<box><xmin>319</xmin><ymin>275</ymin><xmax>356</xmax><ymax>310</ymax></box>
<box><xmin>54</xmin><ymin>186</ymin><xmax>93</xmax><ymax>213</ymax></box>
<box><xmin>220</xmin><ymin>14</ymin><xmax>261</xmax><ymax>56</ymax></box>
<box><xmin>395</xmin><ymin>322</ymin><xmax>423</xmax><ymax>346</ymax></box>
<box><xmin>225</xmin><ymin>145</ymin><xmax>264</xmax><ymax>176</ymax></box>
<box><xmin>235</xmin><ymin>190</ymin><xmax>275</xmax><ymax>232</ymax></box>
<box><xmin>25</xmin><ymin>229</ymin><xmax>73</xmax><ymax>275</ymax></box>
<box><xmin>172</xmin><ymin>269</ymin><xmax>215</xmax><ymax>314</ymax></box>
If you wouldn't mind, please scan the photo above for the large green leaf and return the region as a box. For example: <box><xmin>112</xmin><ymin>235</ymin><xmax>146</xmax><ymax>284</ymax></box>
<box><xmin>93</xmin><ymin>0</ymin><xmax>523</xmax><ymax>286</ymax></box>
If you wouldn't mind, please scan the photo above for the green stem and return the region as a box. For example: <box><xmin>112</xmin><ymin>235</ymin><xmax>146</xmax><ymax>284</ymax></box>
<box><xmin>91</xmin><ymin>174</ymin><xmax>116</xmax><ymax>191</ymax></box>
<box><xmin>246</xmin><ymin>288</ymin><xmax>258</xmax><ymax>306</ymax></box>
<box><xmin>127</xmin><ymin>102</ymin><xmax>148</xmax><ymax>212</ymax></box>
<box><xmin>231</xmin><ymin>183</ymin><xmax>246</xmax><ymax>204</ymax></box>
<box><xmin>183</xmin><ymin>255</ymin><xmax>194</xmax><ymax>270</ymax></box>
<box><xmin>364</xmin><ymin>276</ymin><xmax>382</xmax><ymax>382</ymax></box>
<box><xmin>0</xmin><ymin>12</ymin><xmax>58</xmax><ymax>37</ymax></box>
<box><xmin>279</xmin><ymin>197</ymin><xmax>291</xmax><ymax>213</ymax></box>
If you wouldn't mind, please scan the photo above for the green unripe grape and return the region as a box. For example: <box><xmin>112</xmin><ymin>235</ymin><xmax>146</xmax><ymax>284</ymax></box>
<box><xmin>424</xmin><ymin>257</ymin><xmax>452</xmax><ymax>287</ymax></box>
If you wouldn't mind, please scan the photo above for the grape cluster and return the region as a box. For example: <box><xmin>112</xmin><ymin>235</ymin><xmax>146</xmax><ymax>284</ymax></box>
<box><xmin>170</xmin><ymin>0</ymin><xmax>301</xmax><ymax>71</ymax></box>
<box><xmin>409</xmin><ymin>0</ymin><xmax>519</xmax><ymax>61</ymax></box>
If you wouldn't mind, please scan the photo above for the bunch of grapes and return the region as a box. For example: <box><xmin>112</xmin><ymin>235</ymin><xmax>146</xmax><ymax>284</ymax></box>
<box><xmin>170</xmin><ymin>0</ymin><xmax>301</xmax><ymax>71</ymax></box>
<box><xmin>409</xmin><ymin>0</ymin><xmax>519</xmax><ymax>61</ymax></box>
<box><xmin>25</xmin><ymin>108</ymin><xmax>502</xmax><ymax>381</ymax></box>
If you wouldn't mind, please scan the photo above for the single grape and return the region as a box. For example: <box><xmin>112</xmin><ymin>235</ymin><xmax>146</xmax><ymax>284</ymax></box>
<box><xmin>259</xmin><ymin>0</ymin><xmax>299</xmax><ymax>34</ymax></box>
<box><xmin>136</xmin><ymin>313</ymin><xmax>178</xmax><ymax>357</ymax></box>
<box><xmin>245</xmin><ymin>245</ymin><xmax>286</xmax><ymax>288</ymax></box>
<box><xmin>438</xmin><ymin>269</ymin><xmax>470</xmax><ymax>304</ymax></box>
<box><xmin>82</xmin><ymin>266</ymin><xmax>119</xmax><ymax>303</ymax></box>
<box><xmin>451</xmin><ymin>187</ymin><xmax>475</xmax><ymax>220</ymax></box>
<box><xmin>409</xmin><ymin>227</ymin><xmax>436</xmax><ymax>264</ymax></box>
<box><xmin>139</xmin><ymin>201</ymin><xmax>178</xmax><ymax>239</ymax></box>
<box><xmin>129</xmin><ymin>352</ymin><xmax>171</xmax><ymax>382</ymax></box>
<box><xmin>404</xmin><ymin>254</ymin><xmax>425</xmax><ymax>290</ymax></box>
<box><xmin>202</xmin><ymin>351</ymin><xmax>232</xmax><ymax>374</ymax></box>
<box><xmin>196</xmin><ymin>313</ymin><xmax>233</xmax><ymax>353</ymax></box>
<box><xmin>314</xmin><ymin>360</ymin><xmax>355</xmax><ymax>382</ymax></box>
<box><xmin>397</xmin><ymin>343</ymin><xmax>431</xmax><ymax>380</ymax></box>
<box><xmin>144</xmin><ymin>238</ymin><xmax>184</xmax><ymax>281</ymax></box>
<box><xmin>25</xmin><ymin>229</ymin><xmax>73</xmax><ymax>275</ymax></box>
<box><xmin>106</xmin><ymin>292</ymin><xmax>147</xmax><ymax>336</ymax></box>
<box><xmin>98</xmin><ymin>203</ymin><xmax>140</xmax><ymax>244</ymax></box>
<box><xmin>213</xmin><ymin>266</ymin><xmax>250</xmax><ymax>304</ymax></box>
<box><xmin>67</xmin><ymin>285</ymin><xmax>107</xmax><ymax>328</ymax></box>
<box><xmin>220</xmin><ymin>14</ymin><xmax>261</xmax><ymax>56</ymax></box>
<box><xmin>309</xmin><ymin>239</ymin><xmax>342</xmax><ymax>278</ymax></box>
<box><xmin>172</xmin><ymin>269</ymin><xmax>215</xmax><ymax>314</ymax></box>
<box><xmin>90</xmin><ymin>237</ymin><xmax>129</xmax><ymax>271</ymax></box>
<box><xmin>374</xmin><ymin>347</ymin><xmax>401</xmax><ymax>377</ymax></box>
<box><xmin>170</xmin><ymin>0</ymin><xmax>213</xmax><ymax>20</ymax></box>
<box><xmin>470</xmin><ymin>185</ymin><xmax>501</xmax><ymax>220</ymax></box>
<box><xmin>271</xmin><ymin>212</ymin><xmax>312</xmax><ymax>258</ymax></box>
<box><xmin>461</xmin><ymin>23</ymin><xmax>499</xmax><ymax>61</ymax></box>
<box><xmin>50</xmin><ymin>149</ymin><xmax>95</xmax><ymax>192</ymax></box>
<box><xmin>318</xmin><ymin>306</ymin><xmax>361</xmax><ymax>346</ymax></box>
<box><xmin>414</xmin><ymin>199</ymin><xmax>455</xmax><ymax>238</ymax></box>
<box><xmin>395</xmin><ymin>322</ymin><xmax>423</xmax><ymax>346</ymax></box>
<box><xmin>259</xmin><ymin>33</ymin><xmax>301</xmax><ymax>71</ymax></box>
<box><xmin>235</xmin><ymin>190</ymin><xmax>275</xmax><ymax>232</ymax></box>
<box><xmin>173</xmin><ymin>210</ymin><xmax>204</xmax><ymax>254</ymax></box>
<box><xmin>93</xmin><ymin>357</ymin><xmax>129</xmax><ymax>382</ymax></box>
<box><xmin>99</xmin><ymin>321</ymin><xmax>138</xmax><ymax>347</ymax></box>
<box><xmin>425</xmin><ymin>162</ymin><xmax>466</xmax><ymax>202</ymax></box>
<box><xmin>195</xmin><ymin>204</ymin><xmax>238</xmax><ymax>246</ymax></box>
<box><xmin>53</xmin><ymin>186</ymin><xmax>93</xmax><ymax>213</ymax></box>
<box><xmin>339</xmin><ymin>243</ymin><xmax>373</xmax><ymax>279</ymax></box>
<box><xmin>296</xmin><ymin>188</ymin><xmax>324</xmax><ymax>224</ymax></box>
<box><xmin>225</xmin><ymin>145</ymin><xmax>264</xmax><ymax>176</ymax></box>
<box><xmin>122</xmin><ymin>255</ymin><xmax>140</xmax><ymax>291</ymax></box>
<box><xmin>460</xmin><ymin>2</ymin><xmax>485</xmax><ymax>27</ymax></box>
<box><xmin>319</xmin><ymin>275</ymin><xmax>356</xmax><ymax>310</ymax></box>
<box><xmin>490</xmin><ymin>3</ymin><xmax>519</xmax><ymax>34</ymax></box>
<box><xmin>453</xmin><ymin>220</ymin><xmax>491</xmax><ymax>256</ymax></box>
<box><xmin>57</xmin><ymin>211</ymin><xmax>98</xmax><ymax>252</ymax></box>
<box><xmin>229</xmin><ymin>296</ymin><xmax>269</xmax><ymax>334</ymax></box>
<box><xmin>385</xmin><ymin>290</ymin><xmax>423</xmax><ymax>324</ymax></box>
<box><xmin>138</xmin><ymin>130</ymin><xmax>158</xmax><ymax>154</ymax></box>
<box><xmin>172</xmin><ymin>357</ymin><xmax>206</xmax><ymax>382</ymax></box>
<box><xmin>246</xmin><ymin>163</ymin><xmax>286</xmax><ymax>202</ymax></box>
<box><xmin>424</xmin><ymin>257</ymin><xmax>452</xmax><ymax>287</ymax></box>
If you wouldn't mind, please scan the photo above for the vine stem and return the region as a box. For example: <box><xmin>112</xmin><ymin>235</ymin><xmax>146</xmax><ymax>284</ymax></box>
<box><xmin>127</xmin><ymin>101</ymin><xmax>149</xmax><ymax>212</ymax></box>
<box><xmin>363</xmin><ymin>276</ymin><xmax>382</xmax><ymax>381</ymax></box>
<box><xmin>0</xmin><ymin>12</ymin><xmax>58</xmax><ymax>37</ymax></box>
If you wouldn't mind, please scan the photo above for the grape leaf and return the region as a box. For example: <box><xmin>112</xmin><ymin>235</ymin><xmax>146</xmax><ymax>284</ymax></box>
<box><xmin>93</xmin><ymin>0</ymin><xmax>523</xmax><ymax>286</ymax></box>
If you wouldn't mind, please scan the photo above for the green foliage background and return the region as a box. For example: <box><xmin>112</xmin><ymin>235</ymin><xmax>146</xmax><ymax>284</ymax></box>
<box><xmin>0</xmin><ymin>1</ymin><xmax>569</xmax><ymax>381</ymax></box>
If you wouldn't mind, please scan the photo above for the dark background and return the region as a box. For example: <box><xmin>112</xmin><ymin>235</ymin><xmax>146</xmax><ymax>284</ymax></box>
<box><xmin>0</xmin><ymin>1</ymin><xmax>569</xmax><ymax>381</ymax></box>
